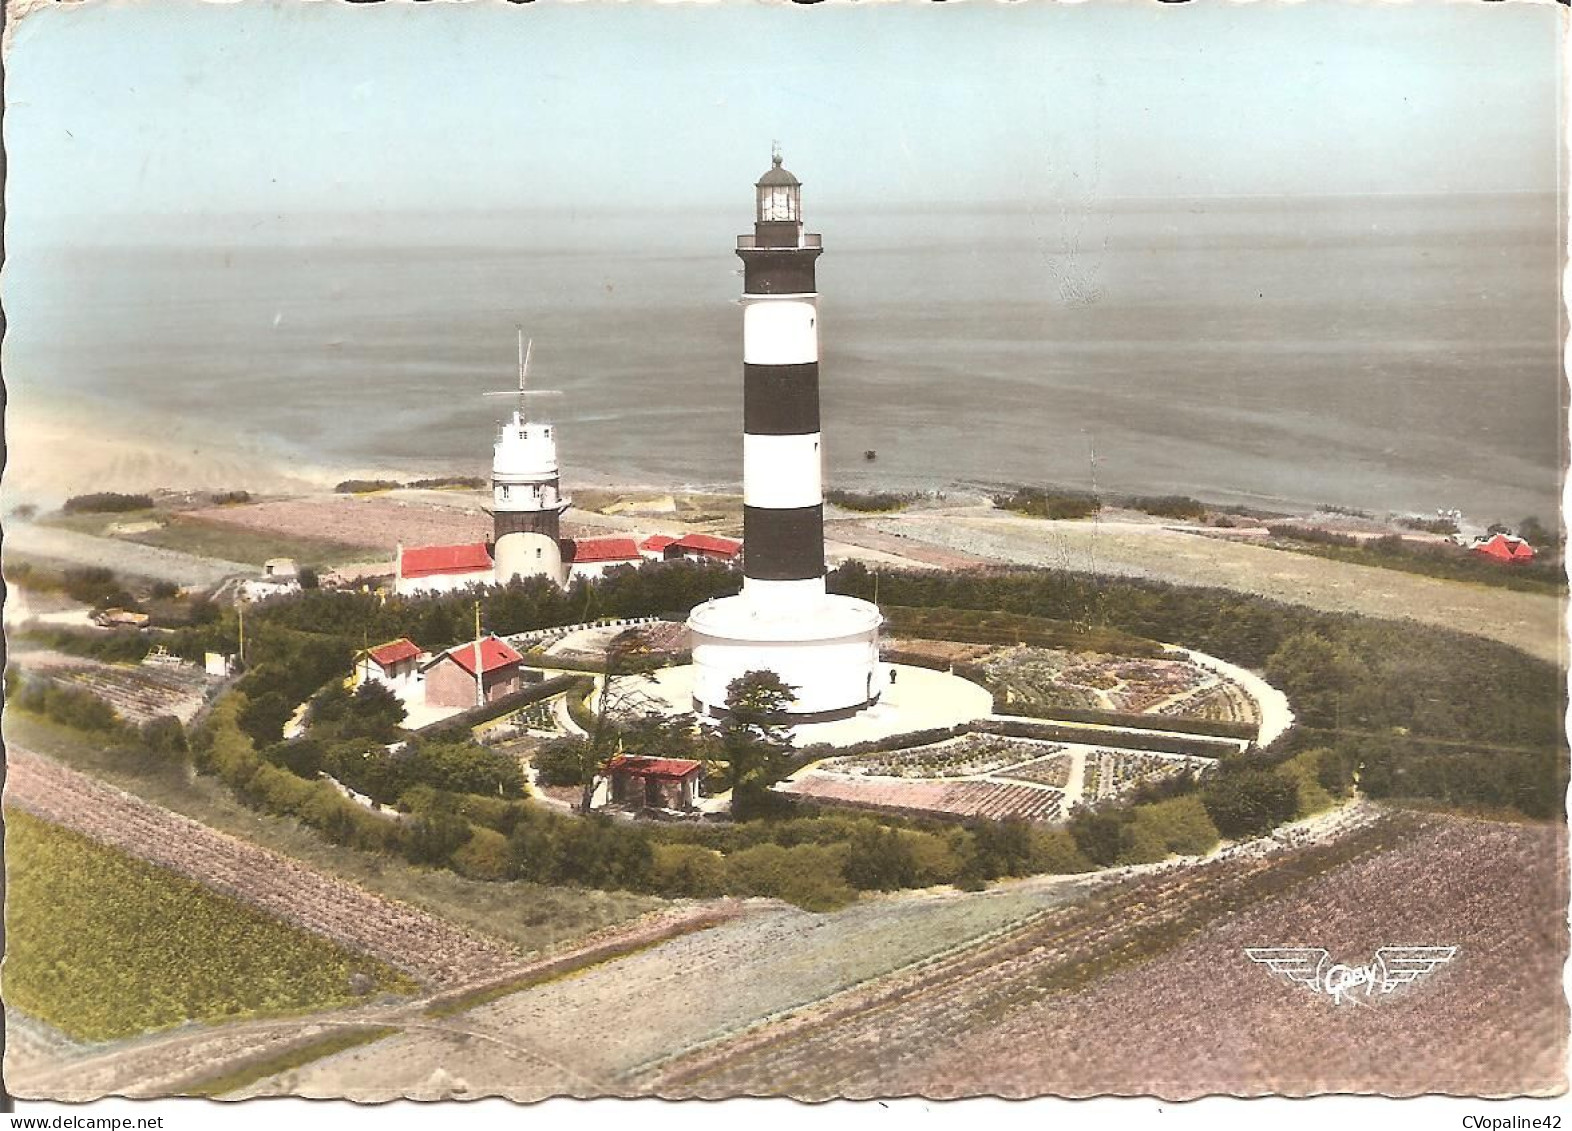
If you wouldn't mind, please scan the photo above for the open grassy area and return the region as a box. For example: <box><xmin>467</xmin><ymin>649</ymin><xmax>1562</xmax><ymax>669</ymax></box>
<box><xmin>3</xmin><ymin>809</ymin><xmax>417</xmax><ymax>1041</ymax></box>
<box><xmin>40</xmin><ymin>510</ymin><xmax>379</xmax><ymax>568</ymax></box>
<box><xmin>124</xmin><ymin>515</ymin><xmax>379</xmax><ymax>568</ymax></box>
<box><xmin>6</xmin><ymin>715</ymin><xmax>666</xmax><ymax>954</ymax></box>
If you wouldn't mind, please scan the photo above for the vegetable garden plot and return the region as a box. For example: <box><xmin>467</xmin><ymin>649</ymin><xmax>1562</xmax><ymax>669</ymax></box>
<box><xmin>983</xmin><ymin>647</ymin><xmax>1217</xmax><ymax>717</ymax></box>
<box><xmin>36</xmin><ymin>661</ymin><xmax>214</xmax><ymax>726</ymax></box>
<box><xmin>824</xmin><ymin>735</ymin><xmax>1066</xmax><ymax>780</ymax></box>
<box><xmin>779</xmin><ymin>774</ymin><xmax>1064</xmax><ymax>824</ymax></box>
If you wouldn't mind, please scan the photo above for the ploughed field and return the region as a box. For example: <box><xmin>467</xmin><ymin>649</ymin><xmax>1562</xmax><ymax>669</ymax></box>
<box><xmin>649</xmin><ymin>811</ymin><xmax>1568</xmax><ymax>1099</ymax></box>
<box><xmin>13</xmin><ymin>650</ymin><xmax>216</xmax><ymax>725</ymax></box>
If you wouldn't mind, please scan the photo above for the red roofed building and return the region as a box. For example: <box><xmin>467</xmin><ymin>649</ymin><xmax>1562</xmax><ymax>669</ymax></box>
<box><xmin>1472</xmin><ymin>533</ymin><xmax>1537</xmax><ymax>564</ymax></box>
<box><xmin>665</xmin><ymin>533</ymin><xmax>743</xmax><ymax>564</ymax></box>
<box><xmin>356</xmin><ymin>637</ymin><xmax>424</xmax><ymax>696</ymax></box>
<box><xmin>421</xmin><ymin>635</ymin><xmax>526</xmax><ymax>709</ymax></box>
<box><xmin>639</xmin><ymin>534</ymin><xmax>678</xmax><ymax>561</ymax></box>
<box><xmin>395</xmin><ymin>541</ymin><xmax>495</xmax><ymax>597</ymax></box>
<box><xmin>562</xmin><ymin>536</ymin><xmax>643</xmax><ymax>583</ymax></box>
<box><xmin>603</xmin><ymin>754</ymin><xmax>704</xmax><ymax>811</ymax></box>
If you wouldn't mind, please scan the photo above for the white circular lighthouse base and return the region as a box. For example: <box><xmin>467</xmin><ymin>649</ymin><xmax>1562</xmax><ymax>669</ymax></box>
<box><xmin>687</xmin><ymin>593</ymin><xmax>882</xmax><ymax>721</ymax></box>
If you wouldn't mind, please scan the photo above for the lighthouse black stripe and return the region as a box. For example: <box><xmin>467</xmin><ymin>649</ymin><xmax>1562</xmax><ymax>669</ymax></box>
<box><xmin>743</xmin><ymin>504</ymin><xmax>826</xmax><ymax>581</ymax></box>
<box><xmin>739</xmin><ymin>249</ymin><xmax>820</xmax><ymax>296</ymax></box>
<box><xmin>744</xmin><ymin>363</ymin><xmax>820</xmax><ymax>435</ymax></box>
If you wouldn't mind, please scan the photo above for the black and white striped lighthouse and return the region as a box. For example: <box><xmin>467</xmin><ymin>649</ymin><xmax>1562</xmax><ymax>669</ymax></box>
<box><xmin>738</xmin><ymin>150</ymin><xmax>827</xmax><ymax>605</ymax></box>
<box><xmin>687</xmin><ymin>151</ymin><xmax>882</xmax><ymax>722</ymax></box>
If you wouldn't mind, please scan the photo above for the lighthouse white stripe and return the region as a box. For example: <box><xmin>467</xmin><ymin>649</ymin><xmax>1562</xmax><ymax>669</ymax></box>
<box><xmin>743</xmin><ymin>300</ymin><xmax>818</xmax><ymax>366</ymax></box>
<box><xmin>743</xmin><ymin>432</ymin><xmax>822</xmax><ymax>509</ymax></box>
<box><xmin>741</xmin><ymin>576</ymin><xmax>827</xmax><ymax>607</ymax></box>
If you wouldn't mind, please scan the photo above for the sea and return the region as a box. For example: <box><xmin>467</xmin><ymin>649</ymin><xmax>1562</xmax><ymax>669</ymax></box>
<box><xmin>4</xmin><ymin>193</ymin><xmax>1563</xmax><ymax>523</ymax></box>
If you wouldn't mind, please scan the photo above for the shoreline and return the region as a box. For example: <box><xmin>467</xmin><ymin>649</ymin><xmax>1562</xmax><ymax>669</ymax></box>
<box><xmin>4</xmin><ymin>393</ymin><xmax>1537</xmax><ymax>531</ymax></box>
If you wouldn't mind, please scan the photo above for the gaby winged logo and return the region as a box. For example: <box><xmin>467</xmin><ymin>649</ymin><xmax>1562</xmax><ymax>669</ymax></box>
<box><xmin>1244</xmin><ymin>946</ymin><xmax>1458</xmax><ymax>1006</ymax></box>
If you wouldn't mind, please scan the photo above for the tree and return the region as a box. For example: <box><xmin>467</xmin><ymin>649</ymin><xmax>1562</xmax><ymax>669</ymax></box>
<box><xmin>1201</xmin><ymin>769</ymin><xmax>1299</xmax><ymax>840</ymax></box>
<box><xmin>1067</xmin><ymin>806</ymin><xmax>1135</xmax><ymax>867</ymax></box>
<box><xmin>721</xmin><ymin>670</ymin><xmax>799</xmax><ymax>820</ymax></box>
<box><xmin>1264</xmin><ymin>631</ymin><xmax>1360</xmax><ymax>729</ymax></box>
<box><xmin>581</xmin><ymin>629</ymin><xmax>660</xmax><ymax>813</ymax></box>
<box><xmin>1518</xmin><ymin>515</ymin><xmax>1556</xmax><ymax>550</ymax></box>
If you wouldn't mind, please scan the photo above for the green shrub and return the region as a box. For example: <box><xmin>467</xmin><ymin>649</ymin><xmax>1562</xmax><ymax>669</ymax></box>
<box><xmin>1118</xmin><ymin>794</ymin><xmax>1220</xmax><ymax>865</ymax></box>
<box><xmin>1068</xmin><ymin>807</ymin><xmax>1135</xmax><ymax>867</ymax></box>
<box><xmin>62</xmin><ymin>492</ymin><xmax>153</xmax><ymax>514</ymax></box>
<box><xmin>650</xmin><ymin>843</ymin><xmax>730</xmax><ymax>898</ymax></box>
<box><xmin>1277</xmin><ymin>748</ymin><xmax>1338</xmax><ymax>818</ymax></box>
<box><xmin>534</xmin><ymin>738</ymin><xmax>591</xmax><ymax>787</ymax></box>
<box><xmin>1201</xmin><ymin>768</ymin><xmax>1299</xmax><ymax>840</ymax></box>
<box><xmin>451</xmin><ymin>827</ymin><xmax>515</xmax><ymax>881</ymax></box>
<box><xmin>1030</xmin><ymin>827</ymin><xmax>1096</xmax><ymax>875</ymax></box>
<box><xmin>841</xmin><ymin>824</ymin><xmax>920</xmax><ymax>891</ymax></box>
<box><xmin>725</xmin><ymin>842</ymin><xmax>855</xmax><ymax>911</ymax></box>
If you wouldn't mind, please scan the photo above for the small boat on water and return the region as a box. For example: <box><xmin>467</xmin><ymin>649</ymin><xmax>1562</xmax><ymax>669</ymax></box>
<box><xmin>863</xmin><ymin>449</ymin><xmax>877</xmax><ymax>462</ymax></box>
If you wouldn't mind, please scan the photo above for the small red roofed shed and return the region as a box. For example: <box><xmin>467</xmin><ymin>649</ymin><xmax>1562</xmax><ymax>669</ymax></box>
<box><xmin>357</xmin><ymin>637</ymin><xmax>422</xmax><ymax>689</ymax></box>
<box><xmin>368</xmin><ymin>638</ymin><xmax>421</xmax><ymax>668</ymax></box>
<box><xmin>604</xmin><ymin>755</ymin><xmax>704</xmax><ymax>811</ymax></box>
<box><xmin>640</xmin><ymin>534</ymin><xmax>678</xmax><ymax>559</ymax></box>
<box><xmin>666</xmin><ymin>533</ymin><xmax>743</xmax><ymax>563</ymax></box>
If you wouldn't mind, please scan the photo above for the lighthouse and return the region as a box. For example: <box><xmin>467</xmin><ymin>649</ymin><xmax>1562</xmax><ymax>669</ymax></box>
<box><xmin>489</xmin><ymin>334</ymin><xmax>569</xmax><ymax>587</ymax></box>
<box><xmin>687</xmin><ymin>151</ymin><xmax>882</xmax><ymax>722</ymax></box>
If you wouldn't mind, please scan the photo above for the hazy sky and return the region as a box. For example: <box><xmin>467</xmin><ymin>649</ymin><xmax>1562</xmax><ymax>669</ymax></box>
<box><xmin>3</xmin><ymin>0</ymin><xmax>1562</xmax><ymax>233</ymax></box>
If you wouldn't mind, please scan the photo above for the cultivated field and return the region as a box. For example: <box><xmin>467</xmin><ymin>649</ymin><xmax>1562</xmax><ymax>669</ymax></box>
<box><xmin>780</xmin><ymin>773</ymin><xmax>1066</xmax><ymax>823</ymax></box>
<box><xmin>789</xmin><ymin>734</ymin><xmax>1209</xmax><ymax>818</ymax></box>
<box><xmin>823</xmin><ymin>735</ymin><xmax>1068</xmax><ymax>780</ymax></box>
<box><xmin>650</xmin><ymin>811</ymin><xmax>1568</xmax><ymax>1099</ymax></box>
<box><xmin>15</xmin><ymin>651</ymin><xmax>215</xmax><ymax>725</ymax></box>
<box><xmin>5</xmin><ymin>750</ymin><xmax>524</xmax><ymax>989</ymax></box>
<box><xmin>4</xmin><ymin>810</ymin><xmax>417</xmax><ymax>1042</ymax></box>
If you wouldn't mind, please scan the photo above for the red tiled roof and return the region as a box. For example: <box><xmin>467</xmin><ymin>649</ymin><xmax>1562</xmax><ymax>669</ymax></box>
<box><xmin>366</xmin><ymin>638</ymin><xmax>420</xmax><ymax>667</ymax></box>
<box><xmin>401</xmin><ymin>541</ymin><xmax>492</xmax><ymax>578</ymax></box>
<box><xmin>433</xmin><ymin>637</ymin><xmax>524</xmax><ymax>676</ymax></box>
<box><xmin>640</xmin><ymin>535</ymin><xmax>678</xmax><ymax>553</ymax></box>
<box><xmin>671</xmin><ymin>533</ymin><xmax>743</xmax><ymax>557</ymax></box>
<box><xmin>1473</xmin><ymin>534</ymin><xmax>1536</xmax><ymax>562</ymax></box>
<box><xmin>563</xmin><ymin>536</ymin><xmax>642</xmax><ymax>565</ymax></box>
<box><xmin>605</xmin><ymin>755</ymin><xmax>703</xmax><ymax>780</ymax></box>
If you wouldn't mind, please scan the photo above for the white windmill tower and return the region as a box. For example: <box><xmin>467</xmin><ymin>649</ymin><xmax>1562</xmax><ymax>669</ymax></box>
<box><xmin>484</xmin><ymin>330</ymin><xmax>571</xmax><ymax>587</ymax></box>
